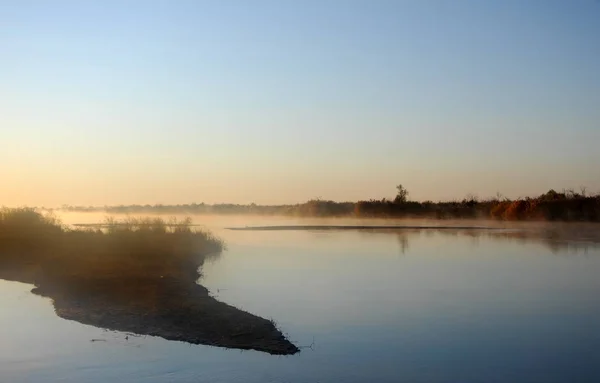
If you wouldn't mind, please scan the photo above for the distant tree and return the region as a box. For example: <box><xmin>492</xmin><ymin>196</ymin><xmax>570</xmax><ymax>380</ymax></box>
<box><xmin>495</xmin><ymin>192</ymin><xmax>506</xmax><ymax>202</ymax></box>
<box><xmin>394</xmin><ymin>184</ymin><xmax>409</xmax><ymax>204</ymax></box>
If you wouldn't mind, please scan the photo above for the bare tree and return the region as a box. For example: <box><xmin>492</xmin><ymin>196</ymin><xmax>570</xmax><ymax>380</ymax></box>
<box><xmin>395</xmin><ymin>184</ymin><xmax>409</xmax><ymax>203</ymax></box>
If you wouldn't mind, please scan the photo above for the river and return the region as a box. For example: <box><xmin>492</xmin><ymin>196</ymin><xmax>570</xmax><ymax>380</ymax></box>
<box><xmin>1</xmin><ymin>215</ymin><xmax>599</xmax><ymax>382</ymax></box>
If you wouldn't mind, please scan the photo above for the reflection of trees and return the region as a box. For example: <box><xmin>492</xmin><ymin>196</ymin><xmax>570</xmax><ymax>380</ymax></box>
<box><xmin>397</xmin><ymin>232</ymin><xmax>409</xmax><ymax>255</ymax></box>
<box><xmin>432</xmin><ymin>228</ymin><xmax>600</xmax><ymax>255</ymax></box>
<box><xmin>368</xmin><ymin>227</ymin><xmax>600</xmax><ymax>256</ymax></box>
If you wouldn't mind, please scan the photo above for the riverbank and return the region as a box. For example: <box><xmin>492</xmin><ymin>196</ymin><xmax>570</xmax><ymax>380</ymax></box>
<box><xmin>0</xmin><ymin>209</ymin><xmax>298</xmax><ymax>355</ymax></box>
<box><xmin>54</xmin><ymin>188</ymin><xmax>600</xmax><ymax>222</ymax></box>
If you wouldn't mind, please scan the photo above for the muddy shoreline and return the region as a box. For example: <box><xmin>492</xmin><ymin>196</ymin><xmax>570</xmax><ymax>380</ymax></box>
<box><xmin>0</xmin><ymin>270</ymin><xmax>299</xmax><ymax>355</ymax></box>
<box><xmin>0</xmin><ymin>211</ymin><xmax>299</xmax><ymax>355</ymax></box>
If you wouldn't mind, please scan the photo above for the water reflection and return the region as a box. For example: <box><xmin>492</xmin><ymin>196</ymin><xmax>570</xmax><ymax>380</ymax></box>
<box><xmin>3</xmin><ymin>217</ymin><xmax>600</xmax><ymax>383</ymax></box>
<box><xmin>397</xmin><ymin>232</ymin><xmax>409</xmax><ymax>255</ymax></box>
<box><xmin>373</xmin><ymin>228</ymin><xmax>600</xmax><ymax>256</ymax></box>
<box><xmin>436</xmin><ymin>228</ymin><xmax>600</xmax><ymax>255</ymax></box>
<box><xmin>198</xmin><ymin>224</ymin><xmax>600</xmax><ymax>383</ymax></box>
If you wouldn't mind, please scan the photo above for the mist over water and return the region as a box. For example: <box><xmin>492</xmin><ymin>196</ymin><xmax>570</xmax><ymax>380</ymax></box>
<box><xmin>1</xmin><ymin>213</ymin><xmax>599</xmax><ymax>382</ymax></box>
<box><xmin>4</xmin><ymin>0</ymin><xmax>600</xmax><ymax>380</ymax></box>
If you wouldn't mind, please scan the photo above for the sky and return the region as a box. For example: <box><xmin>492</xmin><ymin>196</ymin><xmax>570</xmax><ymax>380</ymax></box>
<box><xmin>1</xmin><ymin>0</ymin><xmax>599</xmax><ymax>206</ymax></box>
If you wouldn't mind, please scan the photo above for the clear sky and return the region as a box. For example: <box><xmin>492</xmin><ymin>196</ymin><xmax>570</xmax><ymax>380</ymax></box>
<box><xmin>1</xmin><ymin>0</ymin><xmax>599</xmax><ymax>206</ymax></box>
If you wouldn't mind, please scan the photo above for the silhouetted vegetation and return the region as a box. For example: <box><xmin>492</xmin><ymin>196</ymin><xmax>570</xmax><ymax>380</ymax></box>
<box><xmin>0</xmin><ymin>208</ymin><xmax>298</xmax><ymax>355</ymax></box>
<box><xmin>54</xmin><ymin>187</ymin><xmax>600</xmax><ymax>222</ymax></box>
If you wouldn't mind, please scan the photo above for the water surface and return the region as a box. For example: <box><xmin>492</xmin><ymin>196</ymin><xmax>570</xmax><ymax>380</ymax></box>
<box><xmin>1</xmin><ymin>216</ymin><xmax>599</xmax><ymax>382</ymax></box>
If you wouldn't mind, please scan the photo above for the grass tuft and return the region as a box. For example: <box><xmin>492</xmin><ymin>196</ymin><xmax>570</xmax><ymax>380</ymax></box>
<box><xmin>0</xmin><ymin>208</ymin><xmax>224</xmax><ymax>285</ymax></box>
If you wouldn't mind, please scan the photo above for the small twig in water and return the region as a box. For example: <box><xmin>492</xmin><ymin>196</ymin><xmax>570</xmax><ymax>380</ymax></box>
<box><xmin>90</xmin><ymin>339</ymin><xmax>107</xmax><ymax>342</ymax></box>
<box><xmin>298</xmin><ymin>336</ymin><xmax>316</xmax><ymax>350</ymax></box>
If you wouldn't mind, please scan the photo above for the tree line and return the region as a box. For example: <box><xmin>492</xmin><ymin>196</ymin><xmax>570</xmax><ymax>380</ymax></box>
<box><xmin>54</xmin><ymin>185</ymin><xmax>600</xmax><ymax>222</ymax></box>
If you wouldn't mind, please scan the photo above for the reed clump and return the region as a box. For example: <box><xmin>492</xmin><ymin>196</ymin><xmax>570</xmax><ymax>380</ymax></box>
<box><xmin>0</xmin><ymin>208</ymin><xmax>298</xmax><ymax>355</ymax></box>
<box><xmin>0</xmin><ymin>208</ymin><xmax>223</xmax><ymax>284</ymax></box>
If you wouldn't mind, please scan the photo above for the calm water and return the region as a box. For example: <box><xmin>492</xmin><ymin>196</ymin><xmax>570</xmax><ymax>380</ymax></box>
<box><xmin>1</xmin><ymin>215</ymin><xmax>600</xmax><ymax>382</ymax></box>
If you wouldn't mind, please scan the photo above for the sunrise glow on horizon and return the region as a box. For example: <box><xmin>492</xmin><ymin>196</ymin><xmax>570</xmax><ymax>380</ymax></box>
<box><xmin>2</xmin><ymin>1</ymin><xmax>599</xmax><ymax>207</ymax></box>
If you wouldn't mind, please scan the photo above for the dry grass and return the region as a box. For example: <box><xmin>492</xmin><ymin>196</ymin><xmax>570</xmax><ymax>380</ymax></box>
<box><xmin>0</xmin><ymin>208</ymin><xmax>223</xmax><ymax>284</ymax></box>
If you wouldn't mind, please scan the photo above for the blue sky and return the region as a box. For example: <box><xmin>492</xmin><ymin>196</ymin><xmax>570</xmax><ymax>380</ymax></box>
<box><xmin>1</xmin><ymin>0</ymin><xmax>599</xmax><ymax>206</ymax></box>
